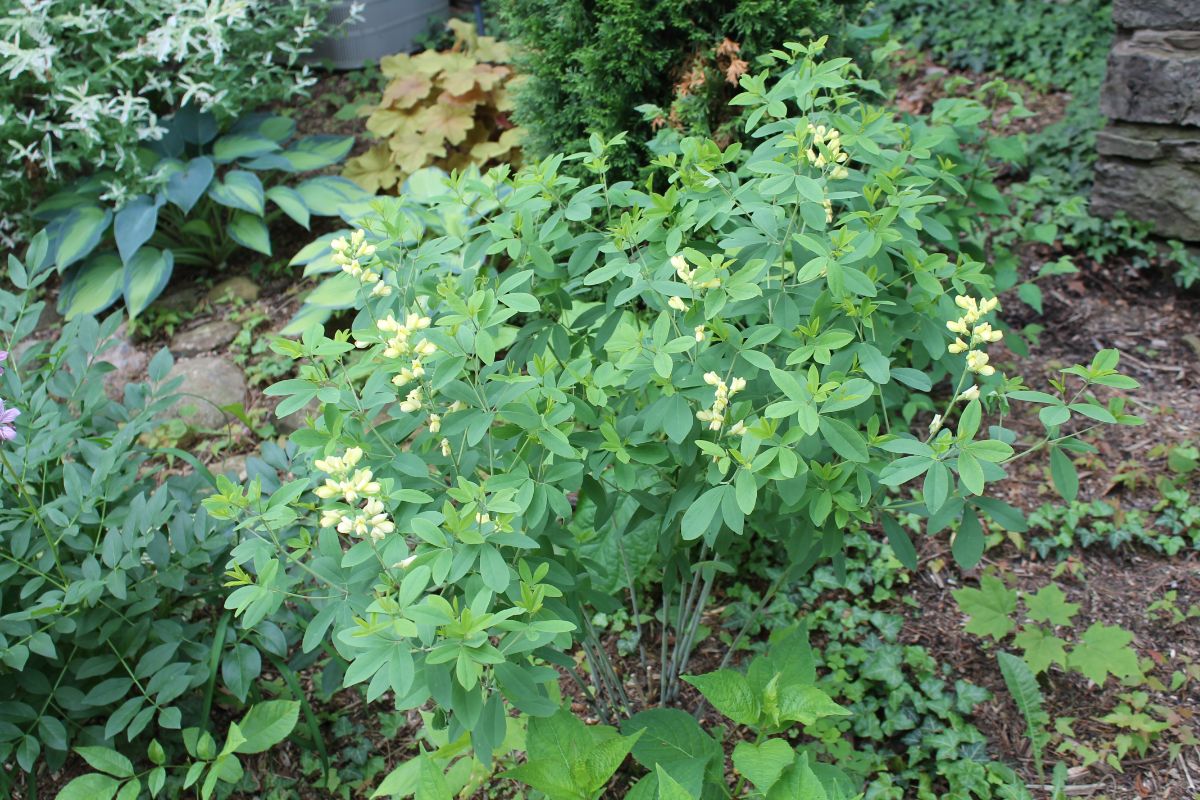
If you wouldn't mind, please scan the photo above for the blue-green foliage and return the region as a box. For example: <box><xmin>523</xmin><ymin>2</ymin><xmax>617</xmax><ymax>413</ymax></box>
<box><xmin>34</xmin><ymin>108</ymin><xmax>368</xmax><ymax>321</ymax></box>
<box><xmin>0</xmin><ymin>268</ymin><xmax>281</xmax><ymax>787</ymax></box>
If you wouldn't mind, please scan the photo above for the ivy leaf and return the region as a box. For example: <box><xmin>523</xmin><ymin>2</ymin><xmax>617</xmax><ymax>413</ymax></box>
<box><xmin>1068</xmin><ymin>623</ymin><xmax>1141</xmax><ymax>685</ymax></box>
<box><xmin>952</xmin><ymin>575</ymin><xmax>1017</xmax><ymax>640</ymax></box>
<box><xmin>1023</xmin><ymin>584</ymin><xmax>1080</xmax><ymax>627</ymax></box>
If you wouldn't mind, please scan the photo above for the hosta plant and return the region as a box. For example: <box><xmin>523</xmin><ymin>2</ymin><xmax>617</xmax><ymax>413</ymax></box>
<box><xmin>343</xmin><ymin>18</ymin><xmax>524</xmax><ymax>194</ymax></box>
<box><xmin>0</xmin><ymin>0</ymin><xmax>328</xmax><ymax>244</ymax></box>
<box><xmin>34</xmin><ymin>107</ymin><xmax>371</xmax><ymax>320</ymax></box>
<box><xmin>209</xmin><ymin>42</ymin><xmax>1140</xmax><ymax>793</ymax></box>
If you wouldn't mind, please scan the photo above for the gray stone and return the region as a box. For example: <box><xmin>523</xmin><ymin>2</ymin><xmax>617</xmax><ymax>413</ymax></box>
<box><xmin>156</xmin><ymin>286</ymin><xmax>203</xmax><ymax>312</ymax></box>
<box><xmin>207</xmin><ymin>276</ymin><xmax>260</xmax><ymax>304</ymax></box>
<box><xmin>166</xmin><ymin>356</ymin><xmax>247</xmax><ymax>430</ymax></box>
<box><xmin>99</xmin><ymin>323</ymin><xmax>149</xmax><ymax>400</ymax></box>
<box><xmin>211</xmin><ymin>455</ymin><xmax>248</xmax><ymax>481</ymax></box>
<box><xmin>1095</xmin><ymin>121</ymin><xmax>1200</xmax><ymax>161</ymax></box>
<box><xmin>1101</xmin><ymin>33</ymin><xmax>1200</xmax><ymax>126</ymax></box>
<box><xmin>171</xmin><ymin>320</ymin><xmax>240</xmax><ymax>357</ymax></box>
<box><xmin>1114</xmin><ymin>0</ymin><xmax>1200</xmax><ymax>31</ymax></box>
<box><xmin>1091</xmin><ymin>156</ymin><xmax>1200</xmax><ymax>240</ymax></box>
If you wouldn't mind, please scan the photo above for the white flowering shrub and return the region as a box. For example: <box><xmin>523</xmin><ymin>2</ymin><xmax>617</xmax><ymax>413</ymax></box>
<box><xmin>208</xmin><ymin>43</ymin><xmax>1141</xmax><ymax>794</ymax></box>
<box><xmin>0</xmin><ymin>0</ymin><xmax>329</xmax><ymax>242</ymax></box>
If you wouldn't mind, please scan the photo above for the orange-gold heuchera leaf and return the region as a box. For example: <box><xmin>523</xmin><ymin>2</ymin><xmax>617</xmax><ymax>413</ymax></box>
<box><xmin>390</xmin><ymin>132</ymin><xmax>447</xmax><ymax>173</ymax></box>
<box><xmin>382</xmin><ymin>72</ymin><xmax>434</xmax><ymax>109</ymax></box>
<box><xmin>343</xmin><ymin>144</ymin><xmax>403</xmax><ymax>193</ymax></box>
<box><xmin>366</xmin><ymin>107</ymin><xmax>422</xmax><ymax>139</ymax></box>
<box><xmin>471</xmin><ymin>37</ymin><xmax>511</xmax><ymax>64</ymax></box>
<box><xmin>441</xmin><ymin>63</ymin><xmax>510</xmax><ymax>95</ymax></box>
<box><xmin>380</xmin><ymin>52</ymin><xmax>414</xmax><ymax>79</ymax></box>
<box><xmin>468</xmin><ymin>127</ymin><xmax>525</xmax><ymax>163</ymax></box>
<box><xmin>417</xmin><ymin>102</ymin><xmax>476</xmax><ymax>146</ymax></box>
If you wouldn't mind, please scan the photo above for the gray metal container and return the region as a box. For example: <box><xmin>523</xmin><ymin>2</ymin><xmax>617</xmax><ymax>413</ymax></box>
<box><xmin>310</xmin><ymin>0</ymin><xmax>450</xmax><ymax>70</ymax></box>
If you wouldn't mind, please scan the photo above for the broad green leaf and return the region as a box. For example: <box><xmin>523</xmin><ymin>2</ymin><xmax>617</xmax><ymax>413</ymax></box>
<box><xmin>681</xmin><ymin>486</ymin><xmax>725</xmax><ymax>541</ymax></box>
<box><xmin>1048</xmin><ymin>447</ymin><xmax>1078</xmax><ymax>502</ymax></box>
<box><xmin>1023</xmin><ymin>584</ymin><xmax>1080</xmax><ymax>627</ymax></box>
<box><xmin>208</xmin><ymin>170</ymin><xmax>265</xmax><ymax>215</ymax></box>
<box><xmin>114</xmin><ymin>195</ymin><xmax>162</xmax><ymax>263</ymax></box>
<box><xmin>294</xmin><ymin>176</ymin><xmax>373</xmax><ymax>217</ymax></box>
<box><xmin>247</xmin><ymin>135</ymin><xmax>354</xmax><ymax>172</ymax></box>
<box><xmin>818</xmin><ymin>416</ymin><xmax>868</xmax><ymax>463</ymax></box>
<box><xmin>732</xmin><ymin>739</ymin><xmax>794</xmax><ymax>793</ymax></box>
<box><xmin>1012</xmin><ymin>626</ymin><xmax>1068</xmax><ymax>674</ymax></box>
<box><xmin>881</xmin><ymin>515</ymin><xmax>918</xmax><ymax>571</ymax></box>
<box><xmin>233</xmin><ymin>700</ymin><xmax>299</xmax><ymax>753</ymax></box>
<box><xmin>122</xmin><ymin>248</ymin><xmax>174</xmax><ymax>319</ymax></box>
<box><xmin>952</xmin><ymin>574</ymin><xmax>1017</xmax><ymax>640</ymax></box>
<box><xmin>655</xmin><ymin>765</ymin><xmax>697</xmax><ymax>800</ymax></box>
<box><xmin>682</xmin><ymin>670</ymin><xmax>759</xmax><ymax>727</ymax></box>
<box><xmin>267</xmin><ymin>186</ymin><xmax>311</xmax><ymax>229</ymax></box>
<box><xmin>777</xmin><ymin>684</ymin><xmax>849</xmax><ymax>725</ymax></box>
<box><xmin>49</xmin><ymin>205</ymin><xmax>111</xmax><ymax>271</ymax></box>
<box><xmin>59</xmin><ymin>252</ymin><xmax>124</xmax><ymax>319</ymax></box>
<box><xmin>1068</xmin><ymin>623</ymin><xmax>1141</xmax><ymax>685</ymax></box>
<box><xmin>212</xmin><ymin>133</ymin><xmax>280</xmax><ymax>163</ymax></box>
<box><xmin>623</xmin><ymin>708</ymin><xmax>719</xmax><ymax>774</ymax></box>
<box><xmin>229</xmin><ymin>211</ymin><xmax>272</xmax><ymax>255</ymax></box>
<box><xmin>75</xmin><ymin>747</ymin><xmax>134</xmax><ymax>778</ymax></box>
<box><xmin>54</xmin><ymin>773</ymin><xmax>120</xmax><ymax>800</ymax></box>
<box><xmin>166</xmin><ymin>157</ymin><xmax>216</xmax><ymax>213</ymax></box>
<box><xmin>951</xmin><ymin>508</ymin><xmax>984</xmax><ymax>569</ymax></box>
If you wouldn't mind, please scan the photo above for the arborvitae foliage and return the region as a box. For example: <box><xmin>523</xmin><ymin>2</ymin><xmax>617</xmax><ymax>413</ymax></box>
<box><xmin>495</xmin><ymin>0</ymin><xmax>868</xmax><ymax>180</ymax></box>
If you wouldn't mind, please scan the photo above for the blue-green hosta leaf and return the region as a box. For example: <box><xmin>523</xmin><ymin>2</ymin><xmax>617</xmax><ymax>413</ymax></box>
<box><xmin>302</xmin><ymin>272</ymin><xmax>359</xmax><ymax>308</ymax></box>
<box><xmin>212</xmin><ymin>133</ymin><xmax>281</xmax><ymax>164</ymax></box>
<box><xmin>280</xmin><ymin>304</ymin><xmax>333</xmax><ymax>337</ymax></box>
<box><xmin>266</xmin><ymin>186</ymin><xmax>310</xmax><ymax>229</ymax></box>
<box><xmin>169</xmin><ymin>105</ymin><xmax>218</xmax><ymax>145</ymax></box>
<box><xmin>114</xmin><ymin>194</ymin><xmax>163</xmax><ymax>263</ymax></box>
<box><xmin>59</xmin><ymin>252</ymin><xmax>123</xmax><ymax>319</ymax></box>
<box><xmin>208</xmin><ymin>170</ymin><xmax>265</xmax><ymax>215</ymax></box>
<box><xmin>294</xmin><ymin>175</ymin><xmax>373</xmax><ymax>217</ymax></box>
<box><xmin>290</xmin><ymin>230</ymin><xmax>350</xmax><ymax>267</ymax></box>
<box><xmin>166</xmin><ymin>157</ymin><xmax>215</xmax><ymax>214</ymax></box>
<box><xmin>47</xmin><ymin>205</ymin><xmax>111</xmax><ymax>271</ymax></box>
<box><xmin>122</xmin><ymin>248</ymin><xmax>174</xmax><ymax>319</ymax></box>
<box><xmin>245</xmin><ymin>135</ymin><xmax>353</xmax><ymax>172</ymax></box>
<box><xmin>228</xmin><ymin>212</ymin><xmax>271</xmax><ymax>255</ymax></box>
<box><xmin>230</xmin><ymin>113</ymin><xmax>296</xmax><ymax>143</ymax></box>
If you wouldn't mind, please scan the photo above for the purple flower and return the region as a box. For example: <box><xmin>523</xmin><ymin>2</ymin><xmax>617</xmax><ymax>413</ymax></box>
<box><xmin>0</xmin><ymin>399</ymin><xmax>18</xmax><ymax>441</ymax></box>
<box><xmin>0</xmin><ymin>350</ymin><xmax>6</xmax><ymax>375</ymax></box>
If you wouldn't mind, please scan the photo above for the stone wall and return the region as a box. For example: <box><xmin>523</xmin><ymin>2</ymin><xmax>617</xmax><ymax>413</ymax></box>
<box><xmin>1092</xmin><ymin>0</ymin><xmax>1200</xmax><ymax>241</ymax></box>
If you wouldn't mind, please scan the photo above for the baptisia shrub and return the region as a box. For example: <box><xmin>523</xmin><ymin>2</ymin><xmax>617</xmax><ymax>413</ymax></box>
<box><xmin>213</xmin><ymin>43</ymin><xmax>1139</xmax><ymax>792</ymax></box>
<box><xmin>0</xmin><ymin>255</ymin><xmax>278</xmax><ymax>790</ymax></box>
<box><xmin>0</xmin><ymin>0</ymin><xmax>327</xmax><ymax>244</ymax></box>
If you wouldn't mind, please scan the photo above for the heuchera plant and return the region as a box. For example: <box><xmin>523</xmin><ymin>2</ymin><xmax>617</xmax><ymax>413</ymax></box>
<box><xmin>209</xmin><ymin>42</ymin><xmax>1140</xmax><ymax>794</ymax></box>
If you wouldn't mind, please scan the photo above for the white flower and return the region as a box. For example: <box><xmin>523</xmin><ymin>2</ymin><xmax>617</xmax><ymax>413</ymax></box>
<box><xmin>440</xmin><ymin>438</ymin><xmax>452</xmax><ymax>457</ymax></box>
<box><xmin>728</xmin><ymin>420</ymin><xmax>747</xmax><ymax>436</ymax></box>
<box><xmin>694</xmin><ymin>325</ymin><xmax>705</xmax><ymax>342</ymax></box>
<box><xmin>966</xmin><ymin>351</ymin><xmax>995</xmax><ymax>377</ymax></box>
<box><xmin>929</xmin><ymin>413</ymin><xmax>943</xmax><ymax>434</ymax></box>
<box><xmin>399</xmin><ymin>387</ymin><xmax>423</xmax><ymax>413</ymax></box>
<box><xmin>668</xmin><ymin>296</ymin><xmax>689</xmax><ymax>312</ymax></box>
<box><xmin>958</xmin><ymin>385</ymin><xmax>980</xmax><ymax>402</ymax></box>
<box><xmin>428</xmin><ymin>413</ymin><xmax>441</xmax><ymax>433</ymax></box>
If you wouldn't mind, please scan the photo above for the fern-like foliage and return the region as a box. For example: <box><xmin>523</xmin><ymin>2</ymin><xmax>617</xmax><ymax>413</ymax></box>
<box><xmin>997</xmin><ymin>652</ymin><xmax>1051</xmax><ymax>783</ymax></box>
